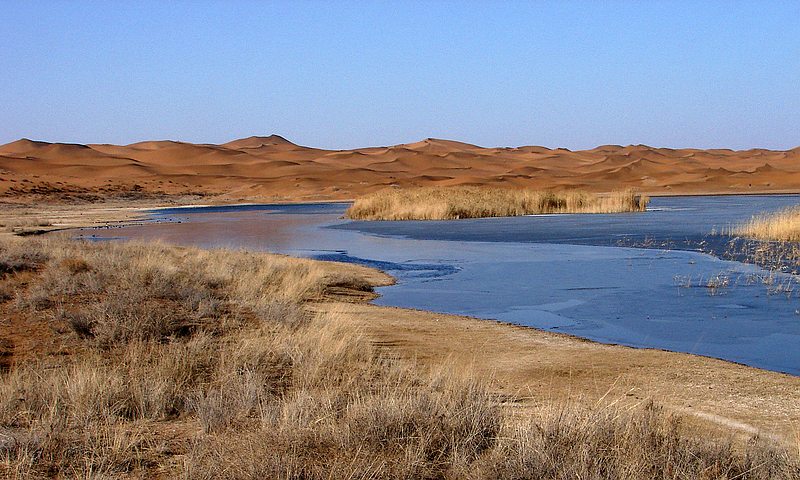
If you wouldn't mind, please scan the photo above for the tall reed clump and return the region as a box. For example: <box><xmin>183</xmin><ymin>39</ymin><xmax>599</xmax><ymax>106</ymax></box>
<box><xmin>733</xmin><ymin>206</ymin><xmax>800</xmax><ymax>242</ymax></box>
<box><xmin>345</xmin><ymin>187</ymin><xmax>649</xmax><ymax>220</ymax></box>
<box><xmin>0</xmin><ymin>237</ymin><xmax>796</xmax><ymax>478</ymax></box>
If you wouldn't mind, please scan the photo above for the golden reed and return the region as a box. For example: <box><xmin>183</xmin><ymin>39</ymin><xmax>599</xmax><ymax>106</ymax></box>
<box><xmin>346</xmin><ymin>186</ymin><xmax>649</xmax><ymax>220</ymax></box>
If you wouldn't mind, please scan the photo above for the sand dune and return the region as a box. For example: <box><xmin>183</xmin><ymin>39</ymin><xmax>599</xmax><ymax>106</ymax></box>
<box><xmin>1</xmin><ymin>135</ymin><xmax>799</xmax><ymax>202</ymax></box>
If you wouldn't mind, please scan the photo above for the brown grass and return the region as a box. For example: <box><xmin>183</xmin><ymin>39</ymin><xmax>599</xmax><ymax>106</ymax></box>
<box><xmin>733</xmin><ymin>206</ymin><xmax>800</xmax><ymax>242</ymax></box>
<box><xmin>0</xmin><ymin>237</ymin><xmax>796</xmax><ymax>478</ymax></box>
<box><xmin>346</xmin><ymin>187</ymin><xmax>650</xmax><ymax>220</ymax></box>
<box><xmin>0</xmin><ymin>218</ymin><xmax>53</xmax><ymax>235</ymax></box>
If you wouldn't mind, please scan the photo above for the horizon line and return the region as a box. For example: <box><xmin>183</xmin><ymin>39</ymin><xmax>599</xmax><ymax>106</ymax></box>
<box><xmin>3</xmin><ymin>134</ymin><xmax>799</xmax><ymax>153</ymax></box>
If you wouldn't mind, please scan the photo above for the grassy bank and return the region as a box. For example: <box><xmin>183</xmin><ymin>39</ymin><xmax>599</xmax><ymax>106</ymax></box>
<box><xmin>345</xmin><ymin>187</ymin><xmax>649</xmax><ymax>221</ymax></box>
<box><xmin>0</xmin><ymin>238</ymin><xmax>796</xmax><ymax>478</ymax></box>
<box><xmin>733</xmin><ymin>206</ymin><xmax>800</xmax><ymax>242</ymax></box>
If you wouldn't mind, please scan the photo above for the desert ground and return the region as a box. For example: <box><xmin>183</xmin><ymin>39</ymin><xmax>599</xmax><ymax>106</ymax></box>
<box><xmin>2</xmin><ymin>135</ymin><xmax>800</xmax><ymax>204</ymax></box>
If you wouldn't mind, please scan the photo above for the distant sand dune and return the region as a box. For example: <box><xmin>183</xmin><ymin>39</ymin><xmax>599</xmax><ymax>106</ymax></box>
<box><xmin>1</xmin><ymin>135</ymin><xmax>799</xmax><ymax>202</ymax></box>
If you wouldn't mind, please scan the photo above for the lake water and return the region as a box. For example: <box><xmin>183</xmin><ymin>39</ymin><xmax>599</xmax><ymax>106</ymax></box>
<box><xmin>78</xmin><ymin>195</ymin><xmax>800</xmax><ymax>375</ymax></box>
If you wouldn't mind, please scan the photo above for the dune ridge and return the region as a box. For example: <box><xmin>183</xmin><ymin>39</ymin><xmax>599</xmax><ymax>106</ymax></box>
<box><xmin>1</xmin><ymin>135</ymin><xmax>800</xmax><ymax>202</ymax></box>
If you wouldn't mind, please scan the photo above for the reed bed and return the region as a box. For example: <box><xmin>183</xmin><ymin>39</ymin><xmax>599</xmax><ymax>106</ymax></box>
<box><xmin>733</xmin><ymin>206</ymin><xmax>800</xmax><ymax>242</ymax></box>
<box><xmin>345</xmin><ymin>187</ymin><xmax>649</xmax><ymax>220</ymax></box>
<box><xmin>0</xmin><ymin>237</ymin><xmax>796</xmax><ymax>478</ymax></box>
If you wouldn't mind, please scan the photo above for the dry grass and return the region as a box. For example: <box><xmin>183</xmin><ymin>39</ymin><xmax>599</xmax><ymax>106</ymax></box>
<box><xmin>733</xmin><ymin>206</ymin><xmax>800</xmax><ymax>242</ymax></box>
<box><xmin>0</xmin><ymin>237</ymin><xmax>796</xmax><ymax>478</ymax></box>
<box><xmin>718</xmin><ymin>208</ymin><xmax>800</xmax><ymax>279</ymax></box>
<box><xmin>0</xmin><ymin>218</ymin><xmax>53</xmax><ymax>234</ymax></box>
<box><xmin>476</xmin><ymin>401</ymin><xmax>796</xmax><ymax>480</ymax></box>
<box><xmin>0</xmin><ymin>242</ymin><xmax>47</xmax><ymax>277</ymax></box>
<box><xmin>346</xmin><ymin>187</ymin><xmax>649</xmax><ymax>220</ymax></box>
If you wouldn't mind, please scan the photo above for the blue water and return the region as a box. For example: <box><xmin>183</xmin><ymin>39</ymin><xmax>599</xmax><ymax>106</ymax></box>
<box><xmin>78</xmin><ymin>195</ymin><xmax>800</xmax><ymax>375</ymax></box>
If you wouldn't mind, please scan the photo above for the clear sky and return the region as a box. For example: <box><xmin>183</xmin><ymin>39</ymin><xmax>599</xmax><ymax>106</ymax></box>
<box><xmin>1</xmin><ymin>1</ymin><xmax>799</xmax><ymax>150</ymax></box>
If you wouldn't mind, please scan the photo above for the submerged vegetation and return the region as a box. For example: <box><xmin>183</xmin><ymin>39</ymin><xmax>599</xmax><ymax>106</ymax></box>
<box><xmin>0</xmin><ymin>237</ymin><xmax>796</xmax><ymax>478</ymax></box>
<box><xmin>708</xmin><ymin>206</ymin><xmax>800</xmax><ymax>289</ymax></box>
<box><xmin>345</xmin><ymin>187</ymin><xmax>650</xmax><ymax>220</ymax></box>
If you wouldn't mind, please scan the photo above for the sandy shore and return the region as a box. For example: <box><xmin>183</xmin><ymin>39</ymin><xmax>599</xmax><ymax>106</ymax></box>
<box><xmin>0</xmin><ymin>200</ymin><xmax>161</xmax><ymax>238</ymax></box>
<box><xmin>5</xmin><ymin>200</ymin><xmax>799</xmax><ymax>447</ymax></box>
<box><xmin>0</xmin><ymin>198</ymin><xmax>356</xmax><ymax>238</ymax></box>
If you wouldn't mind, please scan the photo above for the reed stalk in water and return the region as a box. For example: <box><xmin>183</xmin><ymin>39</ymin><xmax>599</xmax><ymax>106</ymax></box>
<box><xmin>345</xmin><ymin>186</ymin><xmax>649</xmax><ymax>220</ymax></box>
<box><xmin>733</xmin><ymin>206</ymin><xmax>800</xmax><ymax>242</ymax></box>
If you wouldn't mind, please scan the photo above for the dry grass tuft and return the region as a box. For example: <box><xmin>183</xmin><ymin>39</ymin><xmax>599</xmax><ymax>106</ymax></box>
<box><xmin>0</xmin><ymin>240</ymin><xmax>48</xmax><ymax>276</ymax></box>
<box><xmin>10</xmin><ymin>238</ymin><xmax>337</xmax><ymax>346</ymax></box>
<box><xmin>734</xmin><ymin>206</ymin><xmax>800</xmax><ymax>242</ymax></box>
<box><xmin>0</xmin><ymin>237</ymin><xmax>796</xmax><ymax>478</ymax></box>
<box><xmin>346</xmin><ymin>187</ymin><xmax>649</xmax><ymax>220</ymax></box>
<box><xmin>476</xmin><ymin>401</ymin><xmax>798</xmax><ymax>479</ymax></box>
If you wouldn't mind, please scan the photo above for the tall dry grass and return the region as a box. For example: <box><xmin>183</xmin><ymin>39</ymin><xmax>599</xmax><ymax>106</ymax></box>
<box><xmin>0</xmin><ymin>237</ymin><xmax>797</xmax><ymax>478</ymax></box>
<box><xmin>346</xmin><ymin>187</ymin><xmax>650</xmax><ymax>220</ymax></box>
<box><xmin>478</xmin><ymin>401</ymin><xmax>797</xmax><ymax>479</ymax></box>
<box><xmin>733</xmin><ymin>206</ymin><xmax>800</xmax><ymax>242</ymax></box>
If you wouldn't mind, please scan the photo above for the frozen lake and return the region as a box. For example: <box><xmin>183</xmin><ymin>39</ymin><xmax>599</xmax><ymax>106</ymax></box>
<box><xmin>79</xmin><ymin>195</ymin><xmax>800</xmax><ymax>375</ymax></box>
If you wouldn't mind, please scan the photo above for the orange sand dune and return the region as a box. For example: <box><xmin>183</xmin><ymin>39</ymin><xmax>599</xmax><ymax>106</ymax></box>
<box><xmin>1</xmin><ymin>135</ymin><xmax>799</xmax><ymax>203</ymax></box>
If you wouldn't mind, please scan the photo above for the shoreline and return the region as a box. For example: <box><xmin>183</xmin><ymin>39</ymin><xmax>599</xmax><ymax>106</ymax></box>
<box><xmin>2</xmin><ymin>188</ymin><xmax>799</xmax><ymax>238</ymax></box>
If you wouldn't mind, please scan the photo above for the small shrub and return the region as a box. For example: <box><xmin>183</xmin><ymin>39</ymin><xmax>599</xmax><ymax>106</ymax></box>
<box><xmin>0</xmin><ymin>283</ymin><xmax>11</xmax><ymax>303</ymax></box>
<box><xmin>60</xmin><ymin>257</ymin><xmax>91</xmax><ymax>274</ymax></box>
<box><xmin>0</xmin><ymin>242</ymin><xmax>47</xmax><ymax>276</ymax></box>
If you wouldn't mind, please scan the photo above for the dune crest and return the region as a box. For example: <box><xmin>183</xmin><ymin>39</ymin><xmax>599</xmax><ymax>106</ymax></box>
<box><xmin>223</xmin><ymin>134</ymin><xmax>297</xmax><ymax>150</ymax></box>
<box><xmin>1</xmin><ymin>136</ymin><xmax>799</xmax><ymax>202</ymax></box>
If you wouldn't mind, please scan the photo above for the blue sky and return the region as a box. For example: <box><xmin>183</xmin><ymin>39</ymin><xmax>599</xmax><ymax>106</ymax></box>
<box><xmin>1</xmin><ymin>1</ymin><xmax>798</xmax><ymax>149</ymax></box>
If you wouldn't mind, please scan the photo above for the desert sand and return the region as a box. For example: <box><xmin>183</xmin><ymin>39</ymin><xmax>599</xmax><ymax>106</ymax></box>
<box><xmin>2</xmin><ymin>135</ymin><xmax>800</xmax><ymax>203</ymax></box>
